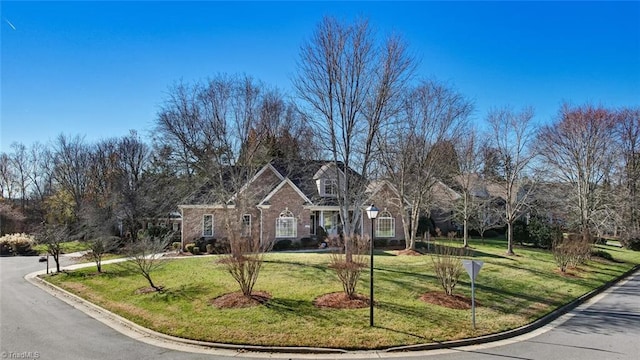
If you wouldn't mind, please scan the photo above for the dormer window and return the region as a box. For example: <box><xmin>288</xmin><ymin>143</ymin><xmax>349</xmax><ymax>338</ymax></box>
<box><xmin>323</xmin><ymin>179</ymin><xmax>338</xmax><ymax>196</ymax></box>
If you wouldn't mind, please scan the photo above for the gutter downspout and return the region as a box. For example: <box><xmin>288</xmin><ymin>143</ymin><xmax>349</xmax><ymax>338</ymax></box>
<box><xmin>258</xmin><ymin>207</ymin><xmax>263</xmax><ymax>246</ymax></box>
<box><xmin>179</xmin><ymin>207</ymin><xmax>184</xmax><ymax>251</ymax></box>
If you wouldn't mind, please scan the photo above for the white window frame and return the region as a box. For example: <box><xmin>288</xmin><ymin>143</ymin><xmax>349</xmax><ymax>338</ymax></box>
<box><xmin>241</xmin><ymin>214</ymin><xmax>252</xmax><ymax>237</ymax></box>
<box><xmin>276</xmin><ymin>210</ymin><xmax>297</xmax><ymax>238</ymax></box>
<box><xmin>203</xmin><ymin>214</ymin><xmax>214</xmax><ymax>237</ymax></box>
<box><xmin>323</xmin><ymin>178</ymin><xmax>338</xmax><ymax>196</ymax></box>
<box><xmin>172</xmin><ymin>222</ymin><xmax>179</xmax><ymax>232</ymax></box>
<box><xmin>376</xmin><ymin>211</ymin><xmax>395</xmax><ymax>238</ymax></box>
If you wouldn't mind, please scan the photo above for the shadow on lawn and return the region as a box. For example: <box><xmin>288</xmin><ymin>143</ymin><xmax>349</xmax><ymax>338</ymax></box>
<box><xmin>263</xmin><ymin>259</ymin><xmax>331</xmax><ymax>274</ymax></box>
<box><xmin>152</xmin><ymin>283</ymin><xmax>207</xmax><ymax>302</ymax></box>
<box><xmin>264</xmin><ymin>297</ymin><xmax>334</xmax><ymax>321</ymax></box>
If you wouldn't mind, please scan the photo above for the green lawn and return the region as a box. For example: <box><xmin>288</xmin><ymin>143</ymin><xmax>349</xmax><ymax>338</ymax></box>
<box><xmin>44</xmin><ymin>240</ymin><xmax>640</xmax><ymax>349</ymax></box>
<box><xmin>33</xmin><ymin>240</ymin><xmax>90</xmax><ymax>255</ymax></box>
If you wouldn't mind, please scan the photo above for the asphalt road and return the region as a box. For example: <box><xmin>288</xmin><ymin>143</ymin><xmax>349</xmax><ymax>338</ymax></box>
<box><xmin>1</xmin><ymin>255</ymin><xmax>638</xmax><ymax>360</ymax></box>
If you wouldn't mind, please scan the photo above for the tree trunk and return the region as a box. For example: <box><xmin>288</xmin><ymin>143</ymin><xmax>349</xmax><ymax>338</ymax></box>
<box><xmin>506</xmin><ymin>221</ymin><xmax>515</xmax><ymax>255</ymax></box>
<box><xmin>463</xmin><ymin>218</ymin><xmax>469</xmax><ymax>247</ymax></box>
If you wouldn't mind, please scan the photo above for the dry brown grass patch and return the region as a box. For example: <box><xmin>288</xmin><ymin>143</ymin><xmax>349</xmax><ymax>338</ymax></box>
<box><xmin>210</xmin><ymin>291</ymin><xmax>271</xmax><ymax>309</ymax></box>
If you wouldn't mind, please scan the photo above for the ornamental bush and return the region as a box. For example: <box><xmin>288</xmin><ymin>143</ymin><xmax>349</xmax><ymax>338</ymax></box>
<box><xmin>0</xmin><ymin>233</ymin><xmax>37</xmax><ymax>256</ymax></box>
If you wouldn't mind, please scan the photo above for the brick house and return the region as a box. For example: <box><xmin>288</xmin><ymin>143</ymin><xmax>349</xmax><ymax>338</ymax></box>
<box><xmin>178</xmin><ymin>161</ymin><xmax>406</xmax><ymax>248</ymax></box>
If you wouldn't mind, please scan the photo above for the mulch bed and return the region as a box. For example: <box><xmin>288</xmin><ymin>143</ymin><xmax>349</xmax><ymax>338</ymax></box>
<box><xmin>419</xmin><ymin>292</ymin><xmax>476</xmax><ymax>310</ymax></box>
<box><xmin>313</xmin><ymin>292</ymin><xmax>371</xmax><ymax>309</ymax></box>
<box><xmin>210</xmin><ymin>291</ymin><xmax>272</xmax><ymax>309</ymax></box>
<box><xmin>553</xmin><ymin>268</ymin><xmax>581</xmax><ymax>278</ymax></box>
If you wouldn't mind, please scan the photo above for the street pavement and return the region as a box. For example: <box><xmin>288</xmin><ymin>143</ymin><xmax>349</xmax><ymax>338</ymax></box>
<box><xmin>1</xmin><ymin>255</ymin><xmax>638</xmax><ymax>360</ymax></box>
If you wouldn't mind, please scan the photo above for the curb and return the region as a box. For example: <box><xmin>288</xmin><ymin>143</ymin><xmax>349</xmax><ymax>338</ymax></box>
<box><xmin>385</xmin><ymin>263</ymin><xmax>640</xmax><ymax>353</ymax></box>
<box><xmin>26</xmin><ymin>259</ymin><xmax>640</xmax><ymax>356</ymax></box>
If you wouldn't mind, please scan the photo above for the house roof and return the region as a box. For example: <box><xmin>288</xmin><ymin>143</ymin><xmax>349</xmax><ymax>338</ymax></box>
<box><xmin>180</xmin><ymin>160</ymin><xmax>359</xmax><ymax>208</ymax></box>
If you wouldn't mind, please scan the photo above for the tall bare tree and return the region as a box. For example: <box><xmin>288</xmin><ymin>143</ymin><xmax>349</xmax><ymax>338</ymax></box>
<box><xmin>378</xmin><ymin>80</ymin><xmax>471</xmax><ymax>250</ymax></box>
<box><xmin>487</xmin><ymin>107</ymin><xmax>537</xmax><ymax>255</ymax></box>
<box><xmin>453</xmin><ymin>128</ymin><xmax>484</xmax><ymax>247</ymax></box>
<box><xmin>9</xmin><ymin>143</ymin><xmax>31</xmax><ymax>211</ymax></box>
<box><xmin>537</xmin><ymin>104</ymin><xmax>617</xmax><ymax>242</ymax></box>
<box><xmin>0</xmin><ymin>153</ymin><xmax>16</xmax><ymax>200</ymax></box>
<box><xmin>156</xmin><ymin>74</ymin><xmax>303</xmax><ymax>247</ymax></box>
<box><xmin>615</xmin><ymin>107</ymin><xmax>640</xmax><ymax>238</ymax></box>
<box><xmin>294</xmin><ymin>16</ymin><xmax>414</xmax><ymax>257</ymax></box>
<box><xmin>27</xmin><ymin>142</ymin><xmax>54</xmax><ymax>205</ymax></box>
<box><xmin>51</xmin><ymin>134</ymin><xmax>91</xmax><ymax>222</ymax></box>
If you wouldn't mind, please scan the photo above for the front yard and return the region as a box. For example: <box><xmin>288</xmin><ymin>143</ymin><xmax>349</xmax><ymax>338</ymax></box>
<box><xmin>43</xmin><ymin>240</ymin><xmax>640</xmax><ymax>349</ymax></box>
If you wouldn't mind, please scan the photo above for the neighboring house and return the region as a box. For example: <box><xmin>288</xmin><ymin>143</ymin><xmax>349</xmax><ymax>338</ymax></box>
<box><xmin>140</xmin><ymin>211</ymin><xmax>183</xmax><ymax>237</ymax></box>
<box><xmin>178</xmin><ymin>161</ymin><xmax>406</xmax><ymax>248</ymax></box>
<box><xmin>428</xmin><ymin>180</ymin><xmax>463</xmax><ymax>233</ymax></box>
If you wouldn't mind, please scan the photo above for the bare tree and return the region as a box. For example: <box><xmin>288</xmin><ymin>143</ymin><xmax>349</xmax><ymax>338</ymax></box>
<box><xmin>36</xmin><ymin>223</ymin><xmax>69</xmax><ymax>273</ymax></box>
<box><xmin>27</xmin><ymin>142</ymin><xmax>54</xmax><ymax>205</ymax></box>
<box><xmin>120</xmin><ymin>234</ymin><xmax>172</xmax><ymax>292</ymax></box>
<box><xmin>87</xmin><ymin>236</ymin><xmax>119</xmax><ymax>273</ymax></box>
<box><xmin>156</xmin><ymin>74</ymin><xmax>307</xmax><ymax>248</ymax></box>
<box><xmin>0</xmin><ymin>152</ymin><xmax>16</xmax><ymax>200</ymax></box>
<box><xmin>430</xmin><ymin>240</ymin><xmax>469</xmax><ymax>296</ymax></box>
<box><xmin>51</xmin><ymin>134</ymin><xmax>91</xmax><ymax>222</ymax></box>
<box><xmin>294</xmin><ymin>16</ymin><xmax>414</xmax><ymax>258</ymax></box>
<box><xmin>218</xmin><ymin>236</ymin><xmax>272</xmax><ymax>297</ymax></box>
<box><xmin>487</xmin><ymin>107</ymin><xmax>538</xmax><ymax>255</ymax></box>
<box><xmin>468</xmin><ymin>198</ymin><xmax>505</xmax><ymax>241</ymax></box>
<box><xmin>537</xmin><ymin>104</ymin><xmax>617</xmax><ymax>243</ymax></box>
<box><xmin>327</xmin><ymin>235</ymin><xmax>369</xmax><ymax>299</ymax></box>
<box><xmin>378</xmin><ymin>80</ymin><xmax>471</xmax><ymax>250</ymax></box>
<box><xmin>9</xmin><ymin>143</ymin><xmax>31</xmax><ymax>211</ymax></box>
<box><xmin>453</xmin><ymin>128</ymin><xmax>483</xmax><ymax>247</ymax></box>
<box><xmin>615</xmin><ymin>107</ymin><xmax>640</xmax><ymax>239</ymax></box>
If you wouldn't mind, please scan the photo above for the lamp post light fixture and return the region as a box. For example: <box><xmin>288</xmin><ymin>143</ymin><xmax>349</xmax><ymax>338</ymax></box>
<box><xmin>365</xmin><ymin>204</ymin><xmax>379</xmax><ymax>327</ymax></box>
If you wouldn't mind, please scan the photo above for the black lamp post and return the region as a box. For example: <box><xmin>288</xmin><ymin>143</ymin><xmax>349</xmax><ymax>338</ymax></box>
<box><xmin>366</xmin><ymin>204</ymin><xmax>379</xmax><ymax>327</ymax></box>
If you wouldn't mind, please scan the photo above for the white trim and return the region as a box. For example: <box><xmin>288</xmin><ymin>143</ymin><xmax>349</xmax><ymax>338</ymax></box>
<box><xmin>179</xmin><ymin>204</ymin><xmax>235</xmax><ymax>209</ymax></box>
<box><xmin>323</xmin><ymin>178</ymin><xmax>338</xmax><ymax>197</ymax></box>
<box><xmin>259</xmin><ymin>178</ymin><xmax>313</xmax><ymax>206</ymax></box>
<box><xmin>227</xmin><ymin>163</ymin><xmax>284</xmax><ymax>203</ymax></box>
<box><xmin>304</xmin><ymin>205</ymin><xmax>342</xmax><ymax>211</ymax></box>
<box><xmin>275</xmin><ymin>209</ymin><xmax>297</xmax><ymax>238</ymax></box>
<box><xmin>313</xmin><ymin>162</ymin><xmax>346</xmax><ymax>180</ymax></box>
<box><xmin>180</xmin><ymin>207</ymin><xmax>185</xmax><ymax>249</ymax></box>
<box><xmin>376</xmin><ymin>210</ymin><xmax>395</xmax><ymax>238</ymax></box>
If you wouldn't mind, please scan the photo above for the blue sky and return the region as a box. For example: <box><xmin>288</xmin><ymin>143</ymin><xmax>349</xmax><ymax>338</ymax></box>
<box><xmin>2</xmin><ymin>1</ymin><xmax>639</xmax><ymax>152</ymax></box>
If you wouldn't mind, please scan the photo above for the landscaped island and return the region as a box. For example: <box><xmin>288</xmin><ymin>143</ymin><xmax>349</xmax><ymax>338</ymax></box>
<box><xmin>44</xmin><ymin>240</ymin><xmax>640</xmax><ymax>350</ymax></box>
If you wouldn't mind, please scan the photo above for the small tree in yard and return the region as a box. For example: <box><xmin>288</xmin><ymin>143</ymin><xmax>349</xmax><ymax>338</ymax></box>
<box><xmin>88</xmin><ymin>236</ymin><xmax>119</xmax><ymax>273</ymax></box>
<box><xmin>328</xmin><ymin>236</ymin><xmax>369</xmax><ymax>299</ymax></box>
<box><xmin>218</xmin><ymin>237</ymin><xmax>273</xmax><ymax>298</ymax></box>
<box><xmin>120</xmin><ymin>234</ymin><xmax>172</xmax><ymax>292</ymax></box>
<box><xmin>552</xmin><ymin>233</ymin><xmax>592</xmax><ymax>273</ymax></box>
<box><xmin>36</xmin><ymin>223</ymin><xmax>69</xmax><ymax>273</ymax></box>
<box><xmin>430</xmin><ymin>241</ymin><xmax>470</xmax><ymax>296</ymax></box>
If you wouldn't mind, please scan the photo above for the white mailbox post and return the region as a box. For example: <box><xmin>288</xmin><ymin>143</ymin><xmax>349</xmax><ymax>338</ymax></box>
<box><xmin>462</xmin><ymin>260</ymin><xmax>483</xmax><ymax>330</ymax></box>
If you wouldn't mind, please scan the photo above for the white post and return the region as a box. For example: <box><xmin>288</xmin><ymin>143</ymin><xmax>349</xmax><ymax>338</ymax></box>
<box><xmin>471</xmin><ymin>265</ymin><xmax>476</xmax><ymax>330</ymax></box>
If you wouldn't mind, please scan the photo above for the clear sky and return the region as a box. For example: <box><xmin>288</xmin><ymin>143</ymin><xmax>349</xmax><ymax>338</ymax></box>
<box><xmin>2</xmin><ymin>1</ymin><xmax>639</xmax><ymax>152</ymax></box>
